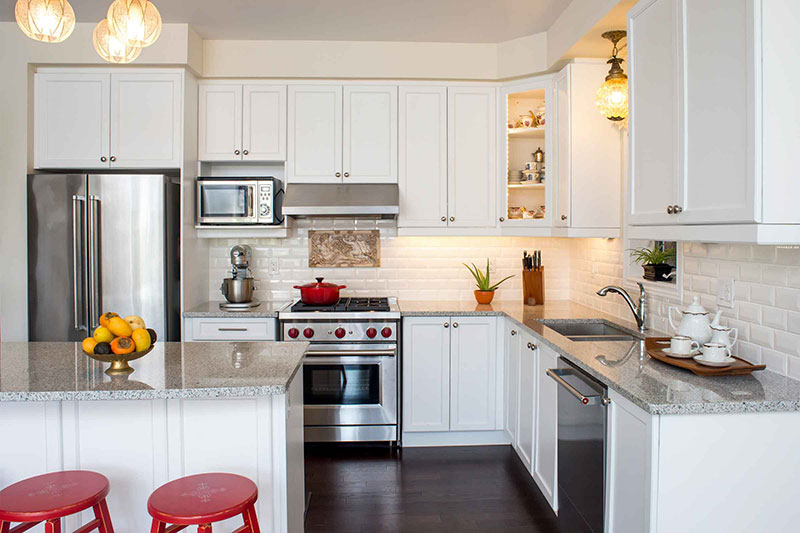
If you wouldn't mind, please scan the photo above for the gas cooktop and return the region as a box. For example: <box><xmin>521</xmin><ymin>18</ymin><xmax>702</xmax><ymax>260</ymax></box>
<box><xmin>278</xmin><ymin>296</ymin><xmax>400</xmax><ymax>322</ymax></box>
<box><xmin>289</xmin><ymin>297</ymin><xmax>391</xmax><ymax>313</ymax></box>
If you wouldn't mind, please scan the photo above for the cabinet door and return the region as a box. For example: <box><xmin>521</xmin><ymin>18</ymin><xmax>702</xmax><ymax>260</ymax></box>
<box><xmin>681</xmin><ymin>0</ymin><xmax>756</xmax><ymax>224</ymax></box>
<box><xmin>516</xmin><ymin>331</ymin><xmax>537</xmax><ymax>472</ymax></box>
<box><xmin>450</xmin><ymin>317</ymin><xmax>497</xmax><ymax>431</ymax></box>
<box><xmin>343</xmin><ymin>85</ymin><xmax>397</xmax><ymax>183</ymax></box>
<box><xmin>402</xmin><ymin>317</ymin><xmax>451</xmax><ymax>433</ymax></box>
<box><xmin>628</xmin><ymin>0</ymin><xmax>683</xmax><ymax>225</ymax></box>
<box><xmin>243</xmin><ymin>84</ymin><xmax>287</xmax><ymax>161</ymax></box>
<box><xmin>287</xmin><ymin>85</ymin><xmax>343</xmax><ymax>183</ymax></box>
<box><xmin>199</xmin><ymin>84</ymin><xmax>243</xmax><ymax>161</ymax></box>
<box><xmin>554</xmin><ymin>67</ymin><xmax>571</xmax><ymax>228</ymax></box>
<box><xmin>398</xmin><ymin>86</ymin><xmax>448</xmax><ymax>227</ymax></box>
<box><xmin>34</xmin><ymin>73</ymin><xmax>110</xmax><ymax>169</ymax></box>
<box><xmin>447</xmin><ymin>87</ymin><xmax>496</xmax><ymax>228</ymax></box>
<box><xmin>503</xmin><ymin>322</ymin><xmax>521</xmax><ymax>443</ymax></box>
<box><xmin>533</xmin><ymin>344</ymin><xmax>558</xmax><ymax>510</ymax></box>
<box><xmin>110</xmin><ymin>73</ymin><xmax>182</xmax><ymax>168</ymax></box>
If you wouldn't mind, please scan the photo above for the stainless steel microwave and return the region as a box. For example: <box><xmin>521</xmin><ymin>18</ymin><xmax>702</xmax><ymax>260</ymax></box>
<box><xmin>196</xmin><ymin>177</ymin><xmax>283</xmax><ymax>225</ymax></box>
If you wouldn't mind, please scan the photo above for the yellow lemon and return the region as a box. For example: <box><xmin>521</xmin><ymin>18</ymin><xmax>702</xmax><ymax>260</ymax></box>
<box><xmin>132</xmin><ymin>328</ymin><xmax>152</xmax><ymax>352</ymax></box>
<box><xmin>93</xmin><ymin>326</ymin><xmax>113</xmax><ymax>344</ymax></box>
<box><xmin>82</xmin><ymin>337</ymin><xmax>98</xmax><ymax>355</ymax></box>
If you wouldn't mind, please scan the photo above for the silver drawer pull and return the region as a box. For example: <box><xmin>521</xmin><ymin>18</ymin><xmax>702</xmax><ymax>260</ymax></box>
<box><xmin>218</xmin><ymin>327</ymin><xmax>248</xmax><ymax>332</ymax></box>
<box><xmin>546</xmin><ymin>368</ymin><xmax>609</xmax><ymax>406</ymax></box>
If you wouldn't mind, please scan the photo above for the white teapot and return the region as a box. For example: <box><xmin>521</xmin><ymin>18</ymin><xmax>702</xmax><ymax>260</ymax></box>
<box><xmin>669</xmin><ymin>297</ymin><xmax>712</xmax><ymax>344</ymax></box>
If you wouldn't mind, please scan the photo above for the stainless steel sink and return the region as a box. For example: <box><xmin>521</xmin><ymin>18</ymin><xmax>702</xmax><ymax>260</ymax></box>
<box><xmin>540</xmin><ymin>320</ymin><xmax>636</xmax><ymax>342</ymax></box>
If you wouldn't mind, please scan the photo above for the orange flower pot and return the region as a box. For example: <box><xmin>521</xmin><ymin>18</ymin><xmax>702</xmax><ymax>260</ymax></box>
<box><xmin>474</xmin><ymin>290</ymin><xmax>495</xmax><ymax>305</ymax></box>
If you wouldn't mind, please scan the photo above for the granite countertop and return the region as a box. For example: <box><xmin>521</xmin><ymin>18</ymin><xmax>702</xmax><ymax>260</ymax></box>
<box><xmin>183</xmin><ymin>301</ymin><xmax>291</xmax><ymax>318</ymax></box>
<box><xmin>0</xmin><ymin>341</ymin><xmax>308</xmax><ymax>402</ymax></box>
<box><xmin>399</xmin><ymin>300</ymin><xmax>800</xmax><ymax>415</ymax></box>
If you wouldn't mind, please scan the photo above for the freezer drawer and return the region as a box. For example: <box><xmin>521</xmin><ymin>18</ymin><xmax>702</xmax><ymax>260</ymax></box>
<box><xmin>187</xmin><ymin>318</ymin><xmax>277</xmax><ymax>341</ymax></box>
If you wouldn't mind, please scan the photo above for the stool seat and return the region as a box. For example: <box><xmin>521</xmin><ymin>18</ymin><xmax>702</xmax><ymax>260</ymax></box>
<box><xmin>0</xmin><ymin>470</ymin><xmax>110</xmax><ymax>522</ymax></box>
<box><xmin>148</xmin><ymin>473</ymin><xmax>258</xmax><ymax>526</ymax></box>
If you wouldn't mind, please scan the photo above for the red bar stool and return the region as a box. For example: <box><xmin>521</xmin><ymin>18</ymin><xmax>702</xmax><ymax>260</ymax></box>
<box><xmin>147</xmin><ymin>473</ymin><xmax>260</xmax><ymax>533</ymax></box>
<box><xmin>0</xmin><ymin>470</ymin><xmax>114</xmax><ymax>533</ymax></box>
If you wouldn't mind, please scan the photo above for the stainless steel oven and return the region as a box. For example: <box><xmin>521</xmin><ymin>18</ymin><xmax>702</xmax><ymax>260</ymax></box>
<box><xmin>196</xmin><ymin>177</ymin><xmax>282</xmax><ymax>225</ymax></box>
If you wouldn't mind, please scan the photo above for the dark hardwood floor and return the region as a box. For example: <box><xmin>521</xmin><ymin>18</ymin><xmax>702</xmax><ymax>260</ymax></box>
<box><xmin>304</xmin><ymin>444</ymin><xmax>560</xmax><ymax>533</ymax></box>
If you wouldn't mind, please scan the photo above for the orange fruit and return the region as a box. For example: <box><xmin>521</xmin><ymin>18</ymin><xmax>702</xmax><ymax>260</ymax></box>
<box><xmin>82</xmin><ymin>337</ymin><xmax>98</xmax><ymax>355</ymax></box>
<box><xmin>99</xmin><ymin>312</ymin><xmax>119</xmax><ymax>328</ymax></box>
<box><xmin>110</xmin><ymin>337</ymin><xmax>135</xmax><ymax>355</ymax></box>
<box><xmin>93</xmin><ymin>326</ymin><xmax>113</xmax><ymax>344</ymax></box>
<box><xmin>107</xmin><ymin>316</ymin><xmax>133</xmax><ymax>338</ymax></box>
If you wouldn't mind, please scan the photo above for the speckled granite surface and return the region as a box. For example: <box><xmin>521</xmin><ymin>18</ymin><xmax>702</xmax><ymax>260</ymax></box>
<box><xmin>183</xmin><ymin>301</ymin><xmax>291</xmax><ymax>318</ymax></box>
<box><xmin>399</xmin><ymin>300</ymin><xmax>800</xmax><ymax>415</ymax></box>
<box><xmin>0</xmin><ymin>341</ymin><xmax>308</xmax><ymax>402</ymax></box>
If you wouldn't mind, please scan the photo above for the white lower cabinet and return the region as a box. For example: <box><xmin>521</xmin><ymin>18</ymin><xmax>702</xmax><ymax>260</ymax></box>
<box><xmin>183</xmin><ymin>317</ymin><xmax>277</xmax><ymax>341</ymax></box>
<box><xmin>503</xmin><ymin>322</ymin><xmax>521</xmax><ymax>444</ymax></box>
<box><xmin>515</xmin><ymin>330</ymin><xmax>537</xmax><ymax>472</ymax></box>
<box><xmin>533</xmin><ymin>344</ymin><xmax>558</xmax><ymax>509</ymax></box>
<box><xmin>402</xmin><ymin>316</ymin><xmax>498</xmax><ymax>439</ymax></box>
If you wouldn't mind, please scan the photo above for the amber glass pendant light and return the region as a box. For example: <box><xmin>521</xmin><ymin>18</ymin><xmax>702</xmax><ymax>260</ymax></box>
<box><xmin>596</xmin><ymin>30</ymin><xmax>629</xmax><ymax>122</ymax></box>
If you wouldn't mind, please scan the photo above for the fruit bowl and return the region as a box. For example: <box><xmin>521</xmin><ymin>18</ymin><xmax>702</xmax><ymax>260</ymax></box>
<box><xmin>86</xmin><ymin>343</ymin><xmax>156</xmax><ymax>376</ymax></box>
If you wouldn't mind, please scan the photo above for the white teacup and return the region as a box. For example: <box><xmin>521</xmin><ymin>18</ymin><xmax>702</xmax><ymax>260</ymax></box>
<box><xmin>702</xmin><ymin>342</ymin><xmax>731</xmax><ymax>362</ymax></box>
<box><xmin>670</xmin><ymin>335</ymin><xmax>700</xmax><ymax>354</ymax></box>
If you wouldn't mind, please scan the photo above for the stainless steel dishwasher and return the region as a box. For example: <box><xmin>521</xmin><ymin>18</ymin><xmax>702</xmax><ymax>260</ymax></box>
<box><xmin>547</xmin><ymin>357</ymin><xmax>609</xmax><ymax>533</ymax></box>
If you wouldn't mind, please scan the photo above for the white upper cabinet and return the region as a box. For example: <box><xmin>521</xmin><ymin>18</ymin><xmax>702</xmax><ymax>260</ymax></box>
<box><xmin>110</xmin><ymin>73</ymin><xmax>182</xmax><ymax>168</ymax></box>
<box><xmin>343</xmin><ymin>85</ymin><xmax>398</xmax><ymax>183</ymax></box>
<box><xmin>242</xmin><ymin>85</ymin><xmax>287</xmax><ymax>161</ymax></box>
<box><xmin>554</xmin><ymin>61</ymin><xmax>621</xmax><ymax>234</ymax></box>
<box><xmin>402</xmin><ymin>317</ymin><xmax>451</xmax><ymax>433</ymax></box>
<box><xmin>288</xmin><ymin>84</ymin><xmax>397</xmax><ymax>184</ymax></box>
<box><xmin>448</xmin><ymin>87</ymin><xmax>496</xmax><ymax>228</ymax></box>
<box><xmin>35</xmin><ymin>73</ymin><xmax>110</xmax><ymax>169</ymax></box>
<box><xmin>199</xmin><ymin>83</ymin><xmax>286</xmax><ymax>162</ymax></box>
<box><xmin>449</xmin><ymin>317</ymin><xmax>497</xmax><ymax>432</ymax></box>
<box><xmin>398</xmin><ymin>86</ymin><xmax>448</xmax><ymax>227</ymax></box>
<box><xmin>35</xmin><ymin>71</ymin><xmax>182</xmax><ymax>169</ymax></box>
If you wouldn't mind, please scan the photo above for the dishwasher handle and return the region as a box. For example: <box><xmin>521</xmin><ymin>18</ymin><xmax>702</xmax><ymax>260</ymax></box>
<box><xmin>547</xmin><ymin>368</ymin><xmax>610</xmax><ymax>406</ymax></box>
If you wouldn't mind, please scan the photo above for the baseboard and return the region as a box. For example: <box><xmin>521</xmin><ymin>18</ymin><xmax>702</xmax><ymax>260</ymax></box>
<box><xmin>401</xmin><ymin>430</ymin><xmax>511</xmax><ymax>447</ymax></box>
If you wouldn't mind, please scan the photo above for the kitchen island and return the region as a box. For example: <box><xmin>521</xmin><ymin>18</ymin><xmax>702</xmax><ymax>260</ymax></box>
<box><xmin>0</xmin><ymin>341</ymin><xmax>308</xmax><ymax>533</ymax></box>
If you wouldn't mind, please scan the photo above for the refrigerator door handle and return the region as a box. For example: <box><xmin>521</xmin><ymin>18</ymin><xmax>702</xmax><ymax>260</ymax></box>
<box><xmin>72</xmin><ymin>195</ymin><xmax>86</xmax><ymax>331</ymax></box>
<box><xmin>87</xmin><ymin>195</ymin><xmax>101</xmax><ymax>330</ymax></box>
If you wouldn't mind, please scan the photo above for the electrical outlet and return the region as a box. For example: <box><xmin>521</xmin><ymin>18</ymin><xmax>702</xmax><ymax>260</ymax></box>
<box><xmin>488</xmin><ymin>259</ymin><xmax>496</xmax><ymax>274</ymax></box>
<box><xmin>717</xmin><ymin>277</ymin><xmax>735</xmax><ymax>308</ymax></box>
<box><xmin>591</xmin><ymin>262</ymin><xmax>599</xmax><ymax>279</ymax></box>
<box><xmin>268</xmin><ymin>258</ymin><xmax>280</xmax><ymax>275</ymax></box>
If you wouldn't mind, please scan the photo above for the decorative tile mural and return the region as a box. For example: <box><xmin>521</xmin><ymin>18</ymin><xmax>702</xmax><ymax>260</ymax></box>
<box><xmin>308</xmin><ymin>230</ymin><xmax>380</xmax><ymax>267</ymax></box>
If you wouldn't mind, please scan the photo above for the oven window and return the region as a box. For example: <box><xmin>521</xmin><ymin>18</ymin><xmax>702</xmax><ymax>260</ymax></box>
<box><xmin>201</xmin><ymin>185</ymin><xmax>249</xmax><ymax>217</ymax></box>
<box><xmin>304</xmin><ymin>364</ymin><xmax>380</xmax><ymax>405</ymax></box>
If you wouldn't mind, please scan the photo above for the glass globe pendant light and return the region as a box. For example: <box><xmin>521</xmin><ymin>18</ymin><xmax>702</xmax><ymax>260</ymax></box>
<box><xmin>93</xmin><ymin>18</ymin><xmax>142</xmax><ymax>64</ymax></box>
<box><xmin>107</xmin><ymin>0</ymin><xmax>162</xmax><ymax>48</ymax></box>
<box><xmin>596</xmin><ymin>30</ymin><xmax>629</xmax><ymax>122</ymax></box>
<box><xmin>14</xmin><ymin>0</ymin><xmax>75</xmax><ymax>43</ymax></box>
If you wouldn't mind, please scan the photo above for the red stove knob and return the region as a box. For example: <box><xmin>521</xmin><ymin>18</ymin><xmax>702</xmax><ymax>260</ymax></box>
<box><xmin>287</xmin><ymin>328</ymin><xmax>299</xmax><ymax>339</ymax></box>
<box><xmin>303</xmin><ymin>327</ymin><xmax>315</xmax><ymax>339</ymax></box>
<box><xmin>381</xmin><ymin>327</ymin><xmax>393</xmax><ymax>338</ymax></box>
<box><xmin>366</xmin><ymin>327</ymin><xmax>377</xmax><ymax>339</ymax></box>
<box><xmin>335</xmin><ymin>327</ymin><xmax>346</xmax><ymax>339</ymax></box>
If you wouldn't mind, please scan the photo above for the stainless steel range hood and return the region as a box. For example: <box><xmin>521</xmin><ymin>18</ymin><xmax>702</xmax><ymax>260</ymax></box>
<box><xmin>282</xmin><ymin>183</ymin><xmax>399</xmax><ymax>219</ymax></box>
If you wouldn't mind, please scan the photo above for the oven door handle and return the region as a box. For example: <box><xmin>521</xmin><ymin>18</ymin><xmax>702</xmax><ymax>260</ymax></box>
<box><xmin>304</xmin><ymin>356</ymin><xmax>390</xmax><ymax>365</ymax></box>
<box><xmin>305</xmin><ymin>350</ymin><xmax>396</xmax><ymax>358</ymax></box>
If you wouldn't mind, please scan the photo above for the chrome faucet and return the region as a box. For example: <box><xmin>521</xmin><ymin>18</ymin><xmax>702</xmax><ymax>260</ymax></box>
<box><xmin>596</xmin><ymin>282</ymin><xmax>648</xmax><ymax>333</ymax></box>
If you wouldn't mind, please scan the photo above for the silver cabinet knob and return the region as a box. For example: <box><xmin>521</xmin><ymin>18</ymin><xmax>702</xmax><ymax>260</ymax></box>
<box><xmin>527</xmin><ymin>342</ymin><xmax>532</xmax><ymax>349</ymax></box>
<box><xmin>100</xmin><ymin>156</ymin><xmax>107</xmax><ymax>162</ymax></box>
<box><xmin>234</xmin><ymin>150</ymin><xmax>240</xmax><ymax>155</ymax></box>
<box><xmin>109</xmin><ymin>156</ymin><xmax>116</xmax><ymax>162</ymax></box>
<box><xmin>444</xmin><ymin>322</ymin><xmax>450</xmax><ymax>328</ymax></box>
<box><xmin>511</xmin><ymin>330</ymin><xmax>517</xmax><ymax>336</ymax></box>
<box><xmin>499</xmin><ymin>217</ymin><xmax>505</xmax><ymax>222</ymax></box>
<box><xmin>531</xmin><ymin>342</ymin><xmax>537</xmax><ymax>350</ymax></box>
<box><xmin>450</xmin><ymin>216</ymin><xmax>455</xmax><ymax>222</ymax></box>
<box><xmin>673</xmin><ymin>205</ymin><xmax>683</xmax><ymax>213</ymax></box>
<box><xmin>335</xmin><ymin>172</ymin><xmax>341</xmax><ymax>178</ymax></box>
<box><xmin>243</xmin><ymin>149</ymin><xmax>249</xmax><ymax>155</ymax></box>
<box><xmin>561</xmin><ymin>215</ymin><xmax>567</xmax><ymax>221</ymax></box>
<box><xmin>344</xmin><ymin>172</ymin><xmax>350</xmax><ymax>178</ymax></box>
<box><xmin>441</xmin><ymin>216</ymin><xmax>446</xmax><ymax>222</ymax></box>
<box><xmin>453</xmin><ymin>322</ymin><xmax>459</xmax><ymax>328</ymax></box>
<box><xmin>667</xmin><ymin>205</ymin><xmax>674</xmax><ymax>214</ymax></box>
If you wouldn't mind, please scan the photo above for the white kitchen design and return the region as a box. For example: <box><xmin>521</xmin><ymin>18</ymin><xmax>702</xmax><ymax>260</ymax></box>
<box><xmin>2</xmin><ymin>0</ymin><xmax>800</xmax><ymax>532</ymax></box>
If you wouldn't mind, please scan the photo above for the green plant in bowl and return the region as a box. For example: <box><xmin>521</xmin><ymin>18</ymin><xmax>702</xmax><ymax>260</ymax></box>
<box><xmin>628</xmin><ymin>243</ymin><xmax>676</xmax><ymax>282</ymax></box>
<box><xmin>464</xmin><ymin>259</ymin><xmax>514</xmax><ymax>304</ymax></box>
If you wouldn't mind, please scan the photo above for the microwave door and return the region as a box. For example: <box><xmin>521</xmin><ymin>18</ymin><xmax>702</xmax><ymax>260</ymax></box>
<box><xmin>198</xmin><ymin>182</ymin><xmax>256</xmax><ymax>224</ymax></box>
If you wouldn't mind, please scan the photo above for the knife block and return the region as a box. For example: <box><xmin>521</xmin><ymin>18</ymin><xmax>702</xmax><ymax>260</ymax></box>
<box><xmin>522</xmin><ymin>268</ymin><xmax>545</xmax><ymax>306</ymax></box>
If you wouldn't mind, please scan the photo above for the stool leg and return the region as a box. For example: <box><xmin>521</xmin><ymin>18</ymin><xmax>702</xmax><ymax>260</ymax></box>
<box><xmin>150</xmin><ymin>520</ymin><xmax>166</xmax><ymax>533</ymax></box>
<box><xmin>93</xmin><ymin>498</ymin><xmax>115</xmax><ymax>533</ymax></box>
<box><xmin>197</xmin><ymin>525</ymin><xmax>212</xmax><ymax>533</ymax></box>
<box><xmin>242</xmin><ymin>504</ymin><xmax>261</xmax><ymax>533</ymax></box>
<box><xmin>45</xmin><ymin>519</ymin><xmax>62</xmax><ymax>533</ymax></box>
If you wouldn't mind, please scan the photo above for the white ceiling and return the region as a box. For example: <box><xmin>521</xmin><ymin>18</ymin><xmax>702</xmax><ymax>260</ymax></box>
<box><xmin>1</xmin><ymin>0</ymin><xmax>573</xmax><ymax>42</ymax></box>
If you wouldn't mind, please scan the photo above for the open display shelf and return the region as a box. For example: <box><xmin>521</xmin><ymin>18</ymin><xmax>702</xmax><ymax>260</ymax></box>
<box><xmin>505</xmin><ymin>88</ymin><xmax>547</xmax><ymax>223</ymax></box>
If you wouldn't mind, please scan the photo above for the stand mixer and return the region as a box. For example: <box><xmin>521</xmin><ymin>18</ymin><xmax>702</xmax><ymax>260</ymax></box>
<box><xmin>219</xmin><ymin>245</ymin><xmax>259</xmax><ymax>310</ymax></box>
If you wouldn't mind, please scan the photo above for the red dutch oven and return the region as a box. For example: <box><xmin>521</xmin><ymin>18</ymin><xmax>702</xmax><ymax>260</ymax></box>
<box><xmin>294</xmin><ymin>277</ymin><xmax>347</xmax><ymax>305</ymax></box>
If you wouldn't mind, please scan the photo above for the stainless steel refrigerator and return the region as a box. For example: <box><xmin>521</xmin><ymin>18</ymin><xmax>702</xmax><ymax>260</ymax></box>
<box><xmin>27</xmin><ymin>173</ymin><xmax>181</xmax><ymax>342</ymax></box>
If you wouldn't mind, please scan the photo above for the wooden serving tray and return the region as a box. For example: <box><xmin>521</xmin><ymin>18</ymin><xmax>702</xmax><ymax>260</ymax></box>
<box><xmin>645</xmin><ymin>338</ymin><xmax>766</xmax><ymax>376</ymax></box>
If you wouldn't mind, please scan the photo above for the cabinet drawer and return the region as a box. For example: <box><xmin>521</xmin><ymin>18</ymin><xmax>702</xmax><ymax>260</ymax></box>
<box><xmin>189</xmin><ymin>318</ymin><xmax>276</xmax><ymax>341</ymax></box>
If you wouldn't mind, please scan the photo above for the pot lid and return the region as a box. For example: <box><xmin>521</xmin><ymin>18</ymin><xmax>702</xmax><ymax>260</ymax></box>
<box><xmin>682</xmin><ymin>296</ymin><xmax>709</xmax><ymax>315</ymax></box>
<box><xmin>295</xmin><ymin>277</ymin><xmax>344</xmax><ymax>289</ymax></box>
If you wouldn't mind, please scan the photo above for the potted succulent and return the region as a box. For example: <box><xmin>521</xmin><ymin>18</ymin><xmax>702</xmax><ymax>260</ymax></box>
<box><xmin>628</xmin><ymin>243</ymin><xmax>676</xmax><ymax>282</ymax></box>
<box><xmin>464</xmin><ymin>259</ymin><xmax>514</xmax><ymax>304</ymax></box>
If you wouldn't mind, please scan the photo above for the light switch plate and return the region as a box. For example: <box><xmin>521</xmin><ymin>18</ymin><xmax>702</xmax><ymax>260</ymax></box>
<box><xmin>717</xmin><ymin>277</ymin><xmax>735</xmax><ymax>308</ymax></box>
<box><xmin>591</xmin><ymin>262</ymin><xmax>599</xmax><ymax>279</ymax></box>
<box><xmin>268</xmin><ymin>258</ymin><xmax>280</xmax><ymax>275</ymax></box>
<box><xmin>488</xmin><ymin>259</ymin><xmax>496</xmax><ymax>274</ymax></box>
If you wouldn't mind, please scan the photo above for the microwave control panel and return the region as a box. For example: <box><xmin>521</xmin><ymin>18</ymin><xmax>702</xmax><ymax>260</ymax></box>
<box><xmin>257</xmin><ymin>181</ymin><xmax>273</xmax><ymax>223</ymax></box>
